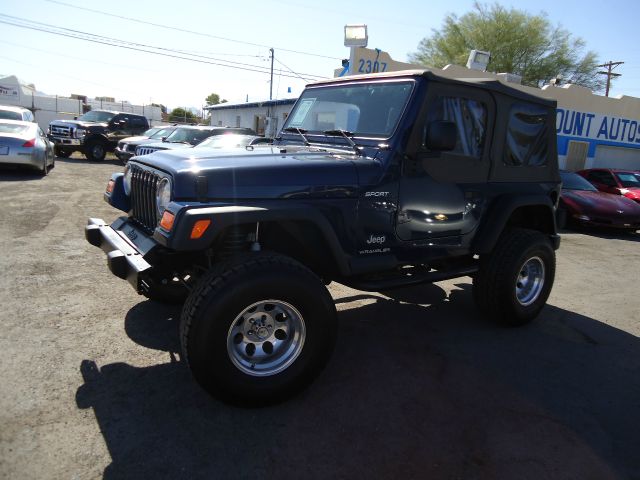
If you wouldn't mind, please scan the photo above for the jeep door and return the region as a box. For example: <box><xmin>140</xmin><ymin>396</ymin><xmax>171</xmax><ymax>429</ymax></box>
<box><xmin>396</xmin><ymin>83</ymin><xmax>495</xmax><ymax>241</ymax></box>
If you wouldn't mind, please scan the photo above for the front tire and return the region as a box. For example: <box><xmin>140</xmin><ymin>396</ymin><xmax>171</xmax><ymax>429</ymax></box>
<box><xmin>85</xmin><ymin>139</ymin><xmax>107</xmax><ymax>161</ymax></box>
<box><xmin>180</xmin><ymin>253</ymin><xmax>337</xmax><ymax>406</ymax></box>
<box><xmin>473</xmin><ymin>228</ymin><xmax>555</xmax><ymax>326</ymax></box>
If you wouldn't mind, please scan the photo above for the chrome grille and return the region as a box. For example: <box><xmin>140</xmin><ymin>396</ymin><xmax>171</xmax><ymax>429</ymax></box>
<box><xmin>129</xmin><ymin>164</ymin><xmax>160</xmax><ymax>232</ymax></box>
<box><xmin>136</xmin><ymin>146</ymin><xmax>161</xmax><ymax>156</ymax></box>
<box><xmin>50</xmin><ymin>124</ymin><xmax>72</xmax><ymax>137</ymax></box>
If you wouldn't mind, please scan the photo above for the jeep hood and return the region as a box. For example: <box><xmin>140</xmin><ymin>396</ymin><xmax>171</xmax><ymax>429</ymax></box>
<box><xmin>132</xmin><ymin>145</ymin><xmax>384</xmax><ymax>199</ymax></box>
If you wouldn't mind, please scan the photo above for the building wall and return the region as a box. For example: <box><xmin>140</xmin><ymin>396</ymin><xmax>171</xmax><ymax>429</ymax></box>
<box><xmin>208</xmin><ymin>103</ymin><xmax>294</xmax><ymax>137</ymax></box>
<box><xmin>1</xmin><ymin>75</ymin><xmax>163</xmax><ymax>131</ymax></box>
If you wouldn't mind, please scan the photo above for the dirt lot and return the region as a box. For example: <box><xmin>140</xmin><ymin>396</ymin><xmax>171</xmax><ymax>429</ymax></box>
<box><xmin>1</xmin><ymin>157</ymin><xmax>639</xmax><ymax>480</ymax></box>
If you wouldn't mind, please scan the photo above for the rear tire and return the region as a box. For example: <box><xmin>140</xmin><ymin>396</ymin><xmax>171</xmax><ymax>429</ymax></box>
<box><xmin>473</xmin><ymin>228</ymin><xmax>555</xmax><ymax>326</ymax></box>
<box><xmin>180</xmin><ymin>253</ymin><xmax>337</xmax><ymax>406</ymax></box>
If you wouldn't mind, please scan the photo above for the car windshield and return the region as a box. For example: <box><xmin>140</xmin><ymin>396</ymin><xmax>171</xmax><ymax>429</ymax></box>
<box><xmin>196</xmin><ymin>134</ymin><xmax>257</xmax><ymax>148</ymax></box>
<box><xmin>282</xmin><ymin>80</ymin><xmax>414</xmax><ymax>138</ymax></box>
<box><xmin>615</xmin><ymin>172</ymin><xmax>640</xmax><ymax>188</ymax></box>
<box><xmin>0</xmin><ymin>122</ymin><xmax>30</xmax><ymax>135</ymax></box>
<box><xmin>150</xmin><ymin>127</ymin><xmax>173</xmax><ymax>139</ymax></box>
<box><xmin>561</xmin><ymin>172</ymin><xmax>598</xmax><ymax>191</ymax></box>
<box><xmin>0</xmin><ymin>110</ymin><xmax>22</xmax><ymax>121</ymax></box>
<box><xmin>77</xmin><ymin>111</ymin><xmax>116</xmax><ymax>123</ymax></box>
<box><xmin>142</xmin><ymin>127</ymin><xmax>161</xmax><ymax>137</ymax></box>
<box><xmin>165</xmin><ymin>128</ymin><xmax>213</xmax><ymax>145</ymax></box>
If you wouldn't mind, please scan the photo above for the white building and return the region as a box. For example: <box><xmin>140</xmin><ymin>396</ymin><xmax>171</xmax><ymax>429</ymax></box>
<box><xmin>0</xmin><ymin>74</ymin><xmax>163</xmax><ymax>131</ymax></box>
<box><xmin>205</xmin><ymin>98</ymin><xmax>297</xmax><ymax>137</ymax></box>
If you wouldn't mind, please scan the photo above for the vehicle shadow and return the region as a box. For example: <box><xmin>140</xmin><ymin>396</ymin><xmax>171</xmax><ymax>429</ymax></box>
<box><xmin>76</xmin><ymin>285</ymin><xmax>638</xmax><ymax>479</ymax></box>
<box><xmin>56</xmin><ymin>156</ymin><xmax>123</xmax><ymax>167</ymax></box>
<box><xmin>0</xmin><ymin>168</ymin><xmax>45</xmax><ymax>181</ymax></box>
<box><xmin>559</xmin><ymin>226</ymin><xmax>640</xmax><ymax>243</ymax></box>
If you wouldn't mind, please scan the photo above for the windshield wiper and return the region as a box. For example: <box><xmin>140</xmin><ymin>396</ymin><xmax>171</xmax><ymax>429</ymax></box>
<box><xmin>283</xmin><ymin>127</ymin><xmax>310</xmax><ymax>146</ymax></box>
<box><xmin>323</xmin><ymin>129</ymin><xmax>362</xmax><ymax>156</ymax></box>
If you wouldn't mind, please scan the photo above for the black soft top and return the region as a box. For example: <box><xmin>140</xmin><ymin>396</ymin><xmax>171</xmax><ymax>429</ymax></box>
<box><xmin>310</xmin><ymin>69</ymin><xmax>556</xmax><ymax>108</ymax></box>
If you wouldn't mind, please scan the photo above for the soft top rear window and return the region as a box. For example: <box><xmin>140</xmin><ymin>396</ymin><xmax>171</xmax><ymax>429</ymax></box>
<box><xmin>504</xmin><ymin>102</ymin><xmax>550</xmax><ymax>167</ymax></box>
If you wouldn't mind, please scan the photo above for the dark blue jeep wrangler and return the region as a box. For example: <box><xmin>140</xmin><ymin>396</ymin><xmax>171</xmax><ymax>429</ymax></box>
<box><xmin>86</xmin><ymin>70</ymin><xmax>561</xmax><ymax>405</ymax></box>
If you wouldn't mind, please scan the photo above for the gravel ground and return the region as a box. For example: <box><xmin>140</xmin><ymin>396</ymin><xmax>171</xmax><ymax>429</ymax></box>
<box><xmin>1</xmin><ymin>157</ymin><xmax>639</xmax><ymax>480</ymax></box>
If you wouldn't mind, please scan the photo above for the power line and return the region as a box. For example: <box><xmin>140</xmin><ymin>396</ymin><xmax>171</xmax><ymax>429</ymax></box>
<box><xmin>0</xmin><ymin>15</ymin><xmax>328</xmax><ymax>81</ymax></box>
<box><xmin>44</xmin><ymin>0</ymin><xmax>342</xmax><ymax>61</ymax></box>
<box><xmin>597</xmin><ymin>61</ymin><xmax>624</xmax><ymax>97</ymax></box>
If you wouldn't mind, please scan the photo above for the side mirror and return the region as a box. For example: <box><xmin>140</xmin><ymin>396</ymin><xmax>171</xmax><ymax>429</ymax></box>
<box><xmin>425</xmin><ymin>121</ymin><xmax>457</xmax><ymax>151</ymax></box>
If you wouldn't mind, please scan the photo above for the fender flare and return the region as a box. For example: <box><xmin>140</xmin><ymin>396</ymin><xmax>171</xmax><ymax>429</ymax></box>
<box><xmin>472</xmin><ymin>194</ymin><xmax>557</xmax><ymax>254</ymax></box>
<box><xmin>156</xmin><ymin>203</ymin><xmax>352</xmax><ymax>275</ymax></box>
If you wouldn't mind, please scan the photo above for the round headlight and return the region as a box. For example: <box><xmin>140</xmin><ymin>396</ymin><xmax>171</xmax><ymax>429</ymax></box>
<box><xmin>156</xmin><ymin>177</ymin><xmax>171</xmax><ymax>215</ymax></box>
<box><xmin>123</xmin><ymin>165</ymin><xmax>132</xmax><ymax>195</ymax></box>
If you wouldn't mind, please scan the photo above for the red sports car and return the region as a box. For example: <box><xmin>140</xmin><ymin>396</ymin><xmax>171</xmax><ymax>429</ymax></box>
<box><xmin>558</xmin><ymin>171</ymin><xmax>640</xmax><ymax>231</ymax></box>
<box><xmin>577</xmin><ymin>168</ymin><xmax>640</xmax><ymax>204</ymax></box>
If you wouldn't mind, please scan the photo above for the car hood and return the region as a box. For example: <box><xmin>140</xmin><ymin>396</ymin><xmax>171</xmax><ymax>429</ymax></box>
<box><xmin>119</xmin><ymin>135</ymin><xmax>149</xmax><ymax>144</ymax></box>
<box><xmin>131</xmin><ymin>145</ymin><xmax>383</xmax><ymax>199</ymax></box>
<box><xmin>50</xmin><ymin>119</ymin><xmax>108</xmax><ymax>129</ymax></box>
<box><xmin>562</xmin><ymin>189</ymin><xmax>640</xmax><ymax>215</ymax></box>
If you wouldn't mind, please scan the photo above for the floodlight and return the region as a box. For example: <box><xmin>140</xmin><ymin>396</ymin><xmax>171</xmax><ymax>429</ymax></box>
<box><xmin>466</xmin><ymin>50</ymin><xmax>491</xmax><ymax>71</ymax></box>
<box><xmin>344</xmin><ymin>24</ymin><xmax>368</xmax><ymax>47</ymax></box>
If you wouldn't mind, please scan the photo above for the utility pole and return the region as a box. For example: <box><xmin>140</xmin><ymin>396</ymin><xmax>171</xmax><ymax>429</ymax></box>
<box><xmin>597</xmin><ymin>61</ymin><xmax>624</xmax><ymax>97</ymax></box>
<box><xmin>269</xmin><ymin>48</ymin><xmax>274</xmax><ymax>100</ymax></box>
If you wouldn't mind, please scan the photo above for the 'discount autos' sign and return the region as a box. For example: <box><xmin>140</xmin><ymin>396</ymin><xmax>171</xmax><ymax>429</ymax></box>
<box><xmin>556</xmin><ymin>108</ymin><xmax>640</xmax><ymax>146</ymax></box>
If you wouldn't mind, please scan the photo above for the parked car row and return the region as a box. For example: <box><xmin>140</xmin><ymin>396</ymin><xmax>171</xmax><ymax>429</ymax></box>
<box><xmin>114</xmin><ymin>125</ymin><xmax>271</xmax><ymax>164</ymax></box>
<box><xmin>558</xmin><ymin>170</ymin><xmax>640</xmax><ymax>232</ymax></box>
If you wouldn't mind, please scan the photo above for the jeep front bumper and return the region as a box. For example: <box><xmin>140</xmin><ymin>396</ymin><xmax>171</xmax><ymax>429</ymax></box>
<box><xmin>85</xmin><ymin>217</ymin><xmax>153</xmax><ymax>289</ymax></box>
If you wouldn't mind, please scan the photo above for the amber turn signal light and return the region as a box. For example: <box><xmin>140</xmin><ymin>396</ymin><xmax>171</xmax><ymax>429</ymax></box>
<box><xmin>160</xmin><ymin>211</ymin><xmax>175</xmax><ymax>231</ymax></box>
<box><xmin>106</xmin><ymin>179</ymin><xmax>115</xmax><ymax>194</ymax></box>
<box><xmin>190</xmin><ymin>219</ymin><xmax>211</xmax><ymax>239</ymax></box>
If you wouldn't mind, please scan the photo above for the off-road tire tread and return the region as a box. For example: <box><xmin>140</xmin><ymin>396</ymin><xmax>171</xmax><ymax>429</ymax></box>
<box><xmin>473</xmin><ymin>228</ymin><xmax>554</xmax><ymax>326</ymax></box>
<box><xmin>180</xmin><ymin>252</ymin><xmax>331</xmax><ymax>371</ymax></box>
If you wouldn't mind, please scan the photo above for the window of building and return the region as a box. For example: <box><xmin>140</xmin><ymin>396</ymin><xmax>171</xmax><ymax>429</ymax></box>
<box><xmin>425</xmin><ymin>96</ymin><xmax>487</xmax><ymax>158</ymax></box>
<box><xmin>505</xmin><ymin>103</ymin><xmax>549</xmax><ymax>166</ymax></box>
<box><xmin>236</xmin><ymin>115</ymin><xmax>241</xmax><ymax>127</ymax></box>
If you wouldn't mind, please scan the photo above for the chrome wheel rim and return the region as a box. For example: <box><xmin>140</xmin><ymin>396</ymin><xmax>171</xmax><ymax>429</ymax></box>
<box><xmin>226</xmin><ymin>300</ymin><xmax>306</xmax><ymax>377</ymax></box>
<box><xmin>516</xmin><ymin>256</ymin><xmax>545</xmax><ymax>306</ymax></box>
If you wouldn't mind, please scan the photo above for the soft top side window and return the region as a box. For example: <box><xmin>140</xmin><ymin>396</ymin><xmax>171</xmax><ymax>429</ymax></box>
<box><xmin>504</xmin><ymin>102</ymin><xmax>549</xmax><ymax>167</ymax></box>
<box><xmin>425</xmin><ymin>96</ymin><xmax>487</xmax><ymax>158</ymax></box>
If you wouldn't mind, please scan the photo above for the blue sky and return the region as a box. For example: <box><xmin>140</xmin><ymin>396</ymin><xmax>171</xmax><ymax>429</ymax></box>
<box><xmin>1</xmin><ymin>0</ymin><xmax>638</xmax><ymax>112</ymax></box>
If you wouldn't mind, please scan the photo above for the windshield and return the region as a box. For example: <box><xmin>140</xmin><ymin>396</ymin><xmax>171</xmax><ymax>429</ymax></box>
<box><xmin>77</xmin><ymin>111</ymin><xmax>116</xmax><ymax>123</ymax></box>
<box><xmin>165</xmin><ymin>128</ymin><xmax>214</xmax><ymax>145</ymax></box>
<box><xmin>149</xmin><ymin>127</ymin><xmax>173</xmax><ymax>139</ymax></box>
<box><xmin>560</xmin><ymin>172</ymin><xmax>598</xmax><ymax>191</ymax></box>
<box><xmin>143</xmin><ymin>127</ymin><xmax>161</xmax><ymax>137</ymax></box>
<box><xmin>0</xmin><ymin>110</ymin><xmax>22</xmax><ymax>121</ymax></box>
<box><xmin>196</xmin><ymin>134</ymin><xmax>257</xmax><ymax>149</ymax></box>
<box><xmin>283</xmin><ymin>80</ymin><xmax>414</xmax><ymax>138</ymax></box>
<box><xmin>615</xmin><ymin>172</ymin><xmax>640</xmax><ymax>188</ymax></box>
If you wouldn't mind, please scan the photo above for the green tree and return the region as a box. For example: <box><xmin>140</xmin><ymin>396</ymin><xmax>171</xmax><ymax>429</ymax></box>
<box><xmin>169</xmin><ymin>107</ymin><xmax>197</xmax><ymax>124</ymax></box>
<box><xmin>205</xmin><ymin>93</ymin><xmax>228</xmax><ymax>106</ymax></box>
<box><xmin>151</xmin><ymin>103</ymin><xmax>167</xmax><ymax>114</ymax></box>
<box><xmin>409</xmin><ymin>2</ymin><xmax>605</xmax><ymax>91</ymax></box>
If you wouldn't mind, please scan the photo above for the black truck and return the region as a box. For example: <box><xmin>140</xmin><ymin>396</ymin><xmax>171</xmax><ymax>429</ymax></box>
<box><xmin>48</xmin><ymin>110</ymin><xmax>150</xmax><ymax>161</ymax></box>
<box><xmin>86</xmin><ymin>70</ymin><xmax>561</xmax><ymax>405</ymax></box>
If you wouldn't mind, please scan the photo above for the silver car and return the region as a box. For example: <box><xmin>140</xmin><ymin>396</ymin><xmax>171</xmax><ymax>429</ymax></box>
<box><xmin>0</xmin><ymin>105</ymin><xmax>35</xmax><ymax>122</ymax></box>
<box><xmin>0</xmin><ymin>120</ymin><xmax>55</xmax><ymax>175</ymax></box>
